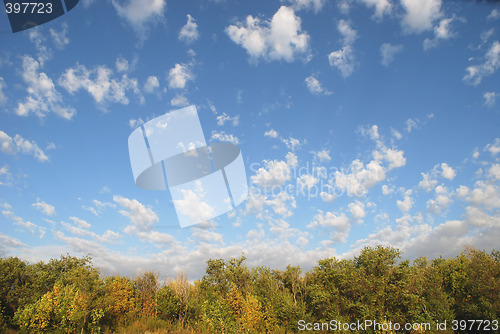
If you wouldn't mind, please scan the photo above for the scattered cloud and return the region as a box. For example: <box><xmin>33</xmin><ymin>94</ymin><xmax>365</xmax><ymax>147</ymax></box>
<box><xmin>217</xmin><ymin>113</ymin><xmax>239</xmax><ymax>126</ymax></box>
<box><xmin>179</xmin><ymin>14</ymin><xmax>200</xmax><ymax>44</ymax></box>
<box><xmin>143</xmin><ymin>75</ymin><xmax>160</xmax><ymax>93</ymax></box>
<box><xmin>285</xmin><ymin>0</ymin><xmax>325</xmax><ymax>13</ymax></box>
<box><xmin>17</xmin><ymin>56</ymin><xmax>75</xmax><ymax>119</ymax></box>
<box><xmin>168</xmin><ymin>63</ymin><xmax>194</xmax><ymax>89</ymax></box>
<box><xmin>32</xmin><ymin>199</ymin><xmax>56</xmax><ymax>216</ymax></box>
<box><xmin>483</xmin><ymin>91</ymin><xmax>497</xmax><ymax>107</ymax></box>
<box><xmin>111</xmin><ymin>0</ymin><xmax>166</xmax><ymax>37</ymax></box>
<box><xmin>0</xmin><ymin>77</ymin><xmax>7</xmax><ymax>104</ymax></box>
<box><xmin>359</xmin><ymin>0</ymin><xmax>392</xmax><ymax>20</ymax></box>
<box><xmin>305</xmin><ymin>74</ymin><xmax>331</xmax><ymax>95</ymax></box>
<box><xmin>380</xmin><ymin>43</ymin><xmax>404</xmax><ymax>66</ymax></box>
<box><xmin>264</xmin><ymin>129</ymin><xmax>279</xmax><ymax>138</ymax></box>
<box><xmin>49</xmin><ymin>23</ymin><xmax>70</xmax><ymax>49</ymax></box>
<box><xmin>328</xmin><ymin>20</ymin><xmax>358</xmax><ymax>77</ymax></box>
<box><xmin>400</xmin><ymin>0</ymin><xmax>442</xmax><ymax>34</ymax></box>
<box><xmin>113</xmin><ymin>196</ymin><xmax>159</xmax><ymax>232</ymax></box>
<box><xmin>423</xmin><ymin>17</ymin><xmax>458</xmax><ymax>50</ymax></box>
<box><xmin>59</xmin><ymin>63</ymin><xmax>143</xmax><ymax>107</ymax></box>
<box><xmin>487</xmin><ymin>8</ymin><xmax>500</xmax><ymax>20</ymax></box>
<box><xmin>464</xmin><ymin>41</ymin><xmax>500</xmax><ymax>86</ymax></box>
<box><xmin>226</xmin><ymin>6</ymin><xmax>310</xmax><ymax>62</ymax></box>
<box><xmin>211</xmin><ymin>131</ymin><xmax>240</xmax><ymax>145</ymax></box>
<box><xmin>171</xmin><ymin>94</ymin><xmax>189</xmax><ymax>107</ymax></box>
<box><xmin>0</xmin><ymin>131</ymin><xmax>49</xmax><ymax>162</ymax></box>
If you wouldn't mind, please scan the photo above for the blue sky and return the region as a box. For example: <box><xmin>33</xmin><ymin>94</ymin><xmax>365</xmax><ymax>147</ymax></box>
<box><xmin>0</xmin><ymin>0</ymin><xmax>499</xmax><ymax>279</ymax></box>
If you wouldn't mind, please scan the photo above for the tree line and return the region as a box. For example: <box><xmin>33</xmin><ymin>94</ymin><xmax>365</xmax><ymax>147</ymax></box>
<box><xmin>0</xmin><ymin>246</ymin><xmax>498</xmax><ymax>333</ymax></box>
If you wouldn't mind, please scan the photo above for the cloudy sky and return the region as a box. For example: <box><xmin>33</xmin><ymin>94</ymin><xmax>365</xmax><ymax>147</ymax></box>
<box><xmin>0</xmin><ymin>0</ymin><xmax>499</xmax><ymax>279</ymax></box>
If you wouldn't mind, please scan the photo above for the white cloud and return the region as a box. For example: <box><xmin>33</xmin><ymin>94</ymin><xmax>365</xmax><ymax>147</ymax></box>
<box><xmin>59</xmin><ymin>63</ymin><xmax>143</xmax><ymax>106</ymax></box>
<box><xmin>0</xmin><ymin>77</ymin><xmax>6</xmax><ymax>104</ymax></box>
<box><xmin>70</xmin><ymin>216</ymin><xmax>91</xmax><ymax>229</ymax></box>
<box><xmin>441</xmin><ymin>163</ymin><xmax>456</xmax><ymax>180</ymax></box>
<box><xmin>359</xmin><ymin>0</ymin><xmax>392</xmax><ymax>19</ymax></box>
<box><xmin>427</xmin><ymin>186</ymin><xmax>453</xmax><ymax>214</ymax></box>
<box><xmin>49</xmin><ymin>23</ymin><xmax>70</xmax><ymax>49</ymax></box>
<box><xmin>312</xmin><ymin>149</ymin><xmax>331</xmax><ymax>162</ymax></box>
<box><xmin>307</xmin><ymin>210</ymin><xmax>350</xmax><ymax>243</ymax></box>
<box><xmin>17</xmin><ymin>56</ymin><xmax>75</xmax><ymax>120</ymax></box>
<box><xmin>115</xmin><ymin>57</ymin><xmax>129</xmax><ymax>72</ymax></box>
<box><xmin>349</xmin><ymin>200</ymin><xmax>366</xmax><ymax>221</ymax></box>
<box><xmin>168</xmin><ymin>63</ymin><xmax>194</xmax><ymax>89</ymax></box>
<box><xmin>391</xmin><ymin>128</ymin><xmax>402</xmax><ymax>140</ymax></box>
<box><xmin>380</xmin><ymin>43</ymin><xmax>404</xmax><ymax>66</ymax></box>
<box><xmin>418</xmin><ymin>172</ymin><xmax>437</xmax><ymax>191</ymax></box>
<box><xmin>32</xmin><ymin>199</ymin><xmax>56</xmax><ymax>216</ymax></box>
<box><xmin>173</xmin><ymin>182</ymin><xmax>216</xmax><ymax>224</ymax></box>
<box><xmin>217</xmin><ymin>113</ymin><xmax>239</xmax><ymax>126</ymax></box>
<box><xmin>423</xmin><ymin>17</ymin><xmax>457</xmax><ymax>50</ymax></box>
<box><xmin>285</xmin><ymin>0</ymin><xmax>325</xmax><ymax>13</ymax></box>
<box><xmin>113</xmin><ymin>196</ymin><xmax>159</xmax><ymax>231</ymax></box>
<box><xmin>264</xmin><ymin>129</ymin><xmax>279</xmax><ymax>138</ymax></box>
<box><xmin>484</xmin><ymin>138</ymin><xmax>500</xmax><ymax>156</ymax></box>
<box><xmin>397</xmin><ymin>190</ymin><xmax>414</xmax><ymax>212</ymax></box>
<box><xmin>464</xmin><ymin>41</ymin><xmax>500</xmax><ymax>86</ymax></box>
<box><xmin>305</xmin><ymin>75</ymin><xmax>330</xmax><ymax>95</ymax></box>
<box><xmin>487</xmin><ymin>8</ymin><xmax>500</xmax><ymax>20</ymax></box>
<box><xmin>360</xmin><ymin>124</ymin><xmax>380</xmax><ymax>140</ymax></box>
<box><xmin>489</xmin><ymin>164</ymin><xmax>500</xmax><ymax>180</ymax></box>
<box><xmin>225</xmin><ymin>6</ymin><xmax>310</xmax><ymax>62</ymax></box>
<box><xmin>143</xmin><ymin>75</ymin><xmax>160</xmax><ymax>93</ymax></box>
<box><xmin>406</xmin><ymin>118</ymin><xmax>417</xmax><ymax>132</ymax></box>
<box><xmin>281</xmin><ymin>137</ymin><xmax>303</xmax><ymax>151</ymax></box>
<box><xmin>467</xmin><ymin>181</ymin><xmax>500</xmax><ymax>210</ymax></box>
<box><xmin>334</xmin><ymin>159</ymin><xmax>386</xmax><ymax>196</ymax></box>
<box><xmin>381</xmin><ymin>184</ymin><xmax>394</xmax><ymax>195</ymax></box>
<box><xmin>111</xmin><ymin>0</ymin><xmax>165</xmax><ymax>33</ymax></box>
<box><xmin>179</xmin><ymin>14</ymin><xmax>200</xmax><ymax>44</ymax></box>
<box><xmin>328</xmin><ymin>20</ymin><xmax>358</xmax><ymax>77</ymax></box>
<box><xmin>400</xmin><ymin>0</ymin><xmax>442</xmax><ymax>34</ymax></box>
<box><xmin>0</xmin><ymin>131</ymin><xmax>49</xmax><ymax>162</ymax></box>
<box><xmin>171</xmin><ymin>94</ymin><xmax>189</xmax><ymax>107</ymax></box>
<box><xmin>211</xmin><ymin>131</ymin><xmax>240</xmax><ymax>145</ymax></box>
<box><xmin>3</xmin><ymin>209</ymin><xmax>44</xmax><ymax>237</ymax></box>
<box><xmin>483</xmin><ymin>92</ymin><xmax>497</xmax><ymax>107</ymax></box>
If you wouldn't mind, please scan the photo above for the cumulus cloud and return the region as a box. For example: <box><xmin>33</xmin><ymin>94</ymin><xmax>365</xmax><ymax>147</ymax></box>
<box><xmin>464</xmin><ymin>41</ymin><xmax>500</xmax><ymax>86</ymax></box>
<box><xmin>111</xmin><ymin>0</ymin><xmax>166</xmax><ymax>37</ymax></box>
<box><xmin>168</xmin><ymin>63</ymin><xmax>194</xmax><ymax>89</ymax></box>
<box><xmin>32</xmin><ymin>199</ymin><xmax>56</xmax><ymax>216</ymax></box>
<box><xmin>380</xmin><ymin>43</ymin><xmax>404</xmax><ymax>66</ymax></box>
<box><xmin>400</xmin><ymin>0</ymin><xmax>442</xmax><ymax>34</ymax></box>
<box><xmin>423</xmin><ymin>17</ymin><xmax>457</xmax><ymax>50</ymax></box>
<box><xmin>359</xmin><ymin>0</ymin><xmax>392</xmax><ymax>19</ymax></box>
<box><xmin>487</xmin><ymin>8</ymin><xmax>500</xmax><ymax>20</ymax></box>
<box><xmin>217</xmin><ymin>113</ymin><xmax>239</xmax><ymax>126</ymax></box>
<box><xmin>285</xmin><ymin>0</ymin><xmax>325</xmax><ymax>13</ymax></box>
<box><xmin>211</xmin><ymin>131</ymin><xmax>240</xmax><ymax>145</ymax></box>
<box><xmin>0</xmin><ymin>77</ymin><xmax>6</xmax><ymax>104</ymax></box>
<box><xmin>264</xmin><ymin>129</ymin><xmax>279</xmax><ymax>138</ymax></box>
<box><xmin>171</xmin><ymin>94</ymin><xmax>189</xmax><ymax>107</ymax></box>
<box><xmin>143</xmin><ymin>75</ymin><xmax>160</xmax><ymax>93</ymax></box>
<box><xmin>312</xmin><ymin>149</ymin><xmax>331</xmax><ymax>162</ymax></box>
<box><xmin>113</xmin><ymin>196</ymin><xmax>159</xmax><ymax>231</ymax></box>
<box><xmin>307</xmin><ymin>210</ymin><xmax>350</xmax><ymax>243</ymax></box>
<box><xmin>59</xmin><ymin>63</ymin><xmax>143</xmax><ymax>107</ymax></box>
<box><xmin>17</xmin><ymin>56</ymin><xmax>75</xmax><ymax>119</ymax></box>
<box><xmin>179</xmin><ymin>14</ymin><xmax>200</xmax><ymax>44</ymax></box>
<box><xmin>397</xmin><ymin>190</ymin><xmax>414</xmax><ymax>212</ymax></box>
<box><xmin>328</xmin><ymin>20</ymin><xmax>358</xmax><ymax>77</ymax></box>
<box><xmin>483</xmin><ymin>92</ymin><xmax>497</xmax><ymax>107</ymax></box>
<box><xmin>484</xmin><ymin>138</ymin><xmax>500</xmax><ymax>156</ymax></box>
<box><xmin>49</xmin><ymin>23</ymin><xmax>70</xmax><ymax>49</ymax></box>
<box><xmin>226</xmin><ymin>6</ymin><xmax>310</xmax><ymax>62</ymax></box>
<box><xmin>0</xmin><ymin>131</ymin><xmax>49</xmax><ymax>162</ymax></box>
<box><xmin>441</xmin><ymin>163</ymin><xmax>456</xmax><ymax>180</ymax></box>
<box><xmin>305</xmin><ymin>75</ymin><xmax>331</xmax><ymax>95</ymax></box>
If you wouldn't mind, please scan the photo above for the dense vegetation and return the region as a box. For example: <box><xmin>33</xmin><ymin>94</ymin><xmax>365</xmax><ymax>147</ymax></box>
<box><xmin>0</xmin><ymin>246</ymin><xmax>498</xmax><ymax>333</ymax></box>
